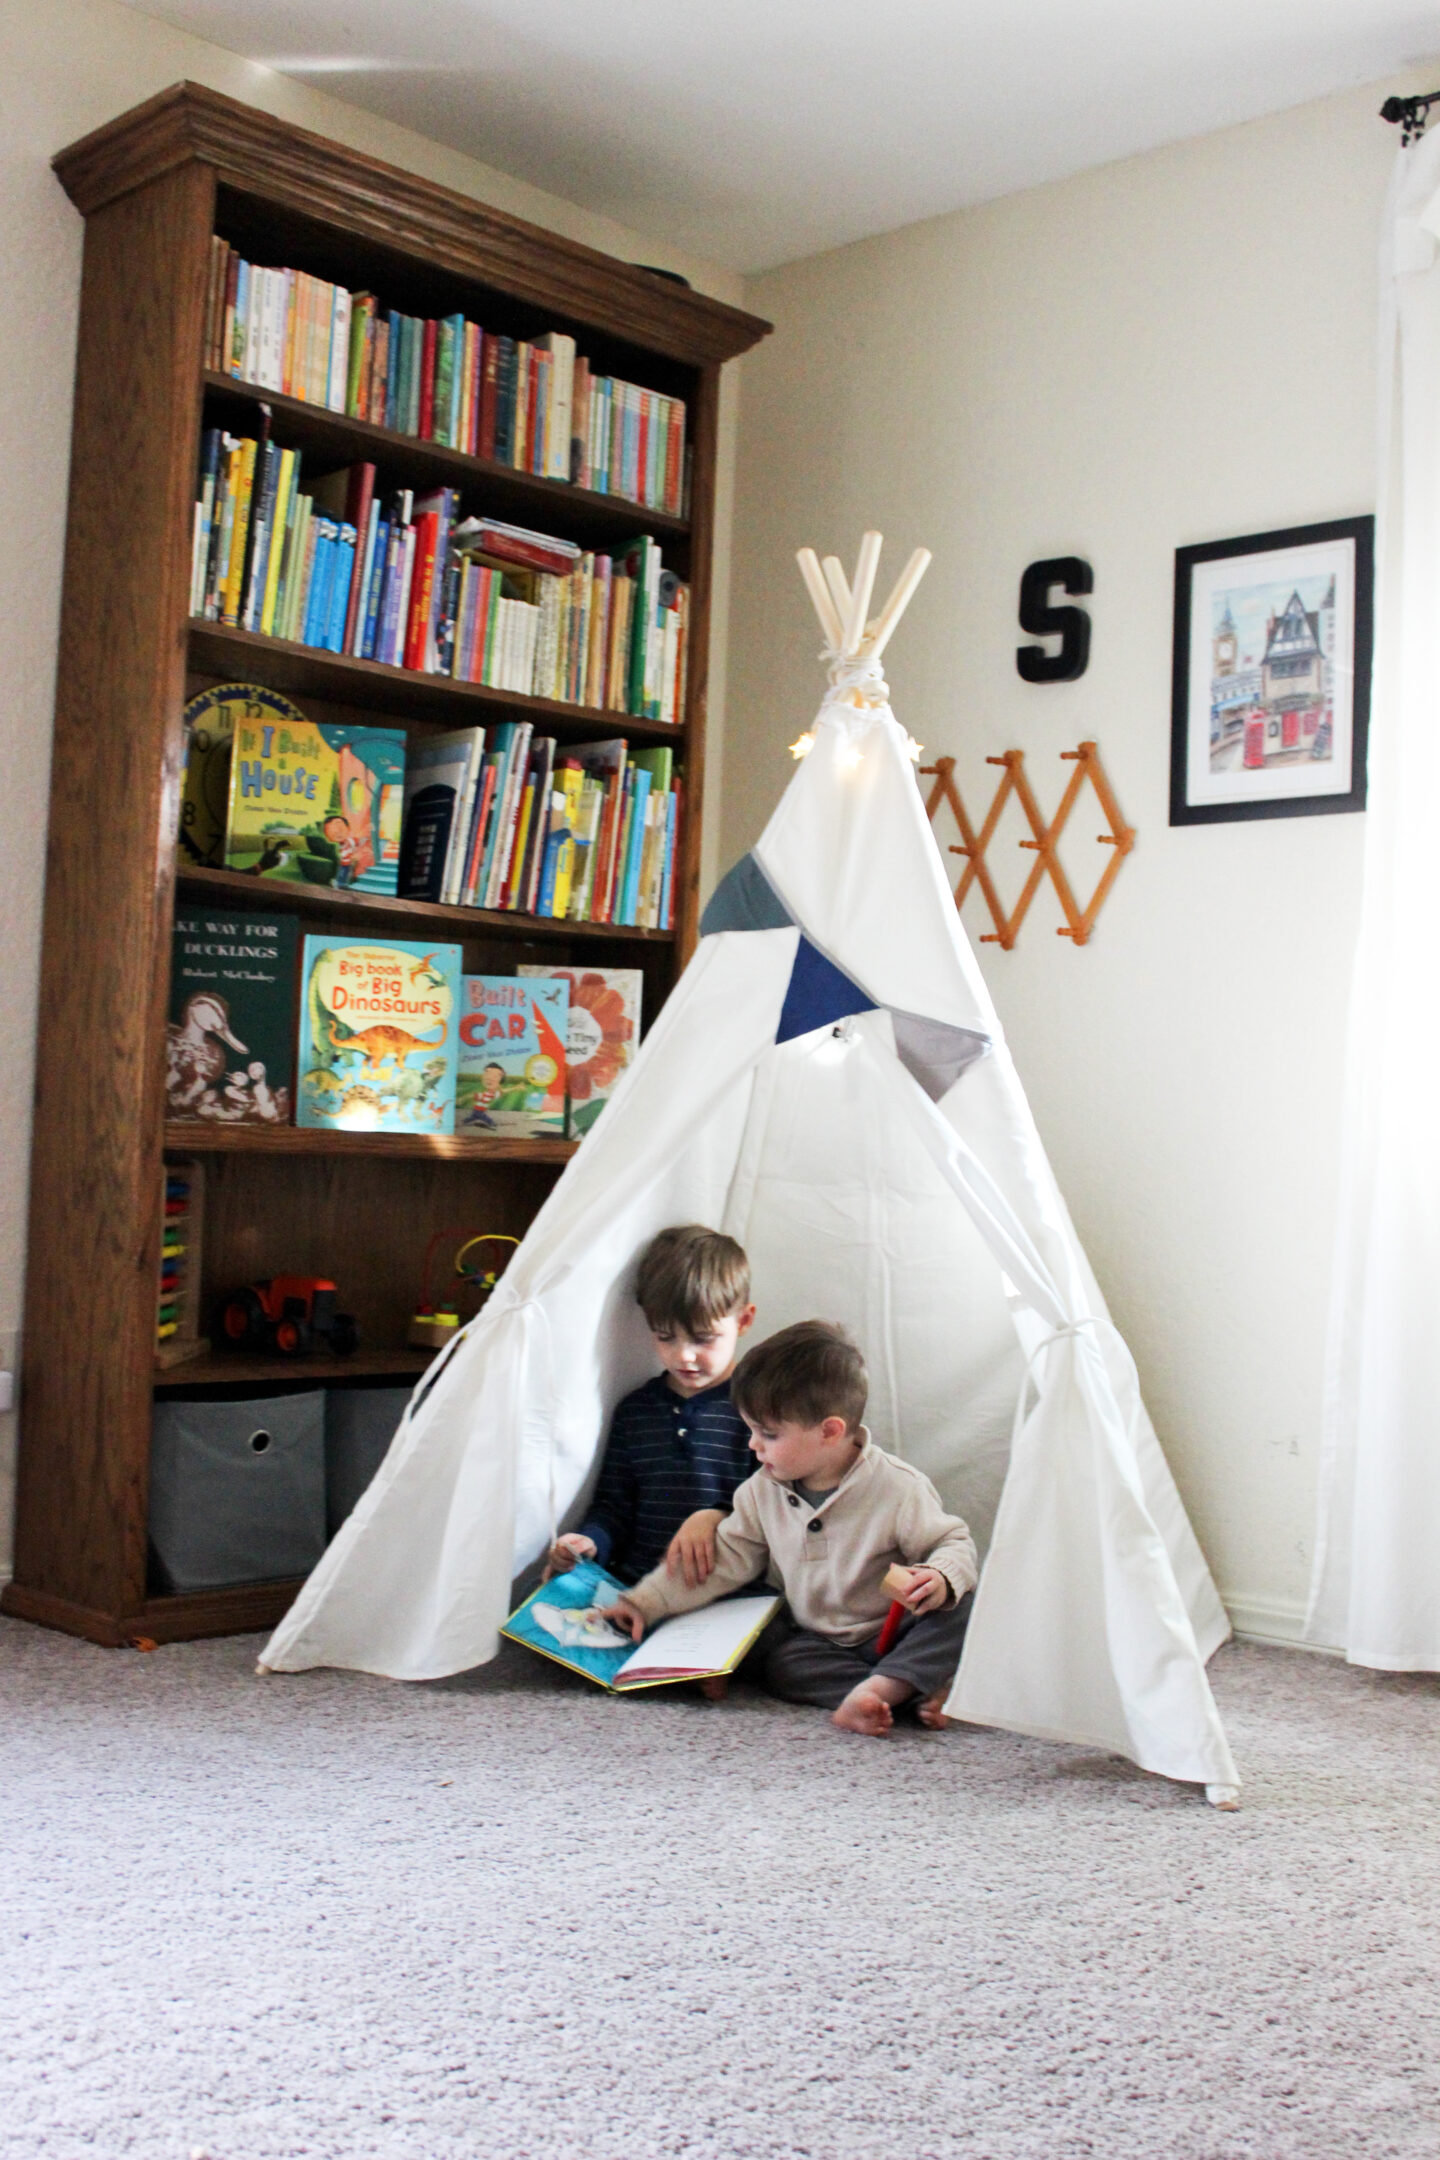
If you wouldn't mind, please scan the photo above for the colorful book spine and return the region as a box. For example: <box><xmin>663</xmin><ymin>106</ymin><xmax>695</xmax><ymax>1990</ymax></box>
<box><xmin>203</xmin><ymin>241</ymin><xmax>687</xmax><ymax>504</ymax></box>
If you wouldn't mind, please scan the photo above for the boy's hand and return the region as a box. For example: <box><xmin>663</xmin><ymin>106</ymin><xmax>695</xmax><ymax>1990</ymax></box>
<box><xmin>543</xmin><ymin>1532</ymin><xmax>597</xmax><ymax>1582</ymax></box>
<box><xmin>665</xmin><ymin>1508</ymin><xmax>726</xmax><ymax>1588</ymax></box>
<box><xmin>901</xmin><ymin>1567</ymin><xmax>949</xmax><ymax>1616</ymax></box>
<box><xmin>599</xmin><ymin>1596</ymin><xmax>646</xmax><ymax>1643</ymax></box>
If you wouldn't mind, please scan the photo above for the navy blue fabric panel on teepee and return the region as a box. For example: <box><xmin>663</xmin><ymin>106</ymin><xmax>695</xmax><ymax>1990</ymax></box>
<box><xmin>776</xmin><ymin>937</ymin><xmax>877</xmax><ymax>1044</ymax></box>
<box><xmin>699</xmin><ymin>852</ymin><xmax>794</xmax><ymax>936</ymax></box>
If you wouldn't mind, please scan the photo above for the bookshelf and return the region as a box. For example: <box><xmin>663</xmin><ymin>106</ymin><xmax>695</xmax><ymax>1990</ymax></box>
<box><xmin>4</xmin><ymin>83</ymin><xmax>769</xmax><ymax>1649</ymax></box>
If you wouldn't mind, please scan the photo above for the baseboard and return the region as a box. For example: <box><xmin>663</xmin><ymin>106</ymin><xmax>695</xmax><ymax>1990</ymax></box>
<box><xmin>1222</xmin><ymin>1591</ymin><xmax>1342</xmax><ymax>1655</ymax></box>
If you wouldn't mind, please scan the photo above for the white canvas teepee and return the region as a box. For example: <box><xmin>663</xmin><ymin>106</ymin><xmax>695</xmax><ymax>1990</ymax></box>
<box><xmin>262</xmin><ymin>535</ymin><xmax>1239</xmax><ymax>1804</ymax></box>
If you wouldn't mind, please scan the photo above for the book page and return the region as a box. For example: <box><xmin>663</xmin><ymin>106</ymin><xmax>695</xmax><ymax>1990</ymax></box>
<box><xmin>614</xmin><ymin>1596</ymin><xmax>778</xmax><ymax>1686</ymax></box>
<box><xmin>500</xmin><ymin>1558</ymin><xmax>635</xmax><ymax>1690</ymax></box>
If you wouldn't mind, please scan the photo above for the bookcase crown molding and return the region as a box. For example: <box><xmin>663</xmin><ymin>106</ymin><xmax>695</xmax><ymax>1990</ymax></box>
<box><xmin>52</xmin><ymin>81</ymin><xmax>772</xmax><ymax>368</ymax></box>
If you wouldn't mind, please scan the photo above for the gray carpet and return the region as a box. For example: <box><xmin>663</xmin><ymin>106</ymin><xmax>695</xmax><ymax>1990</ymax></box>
<box><xmin>1</xmin><ymin>1621</ymin><xmax>1437</xmax><ymax>2160</ymax></box>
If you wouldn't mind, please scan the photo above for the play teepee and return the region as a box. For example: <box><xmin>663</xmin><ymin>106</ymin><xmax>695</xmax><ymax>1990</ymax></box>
<box><xmin>262</xmin><ymin>533</ymin><xmax>1240</xmax><ymax>1806</ymax></box>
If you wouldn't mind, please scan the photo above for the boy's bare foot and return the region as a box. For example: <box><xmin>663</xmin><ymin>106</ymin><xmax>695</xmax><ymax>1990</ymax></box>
<box><xmin>698</xmin><ymin>1675</ymin><xmax>729</xmax><ymax>1701</ymax></box>
<box><xmin>917</xmin><ymin>1692</ymin><xmax>953</xmax><ymax>1730</ymax></box>
<box><xmin>832</xmin><ymin>1683</ymin><xmax>897</xmax><ymax>1735</ymax></box>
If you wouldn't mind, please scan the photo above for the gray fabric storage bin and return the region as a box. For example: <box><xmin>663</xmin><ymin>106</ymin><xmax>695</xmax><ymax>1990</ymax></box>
<box><xmin>149</xmin><ymin>1390</ymin><xmax>326</xmax><ymax>1592</ymax></box>
<box><xmin>326</xmin><ymin>1386</ymin><xmax>411</xmax><ymax>1536</ymax></box>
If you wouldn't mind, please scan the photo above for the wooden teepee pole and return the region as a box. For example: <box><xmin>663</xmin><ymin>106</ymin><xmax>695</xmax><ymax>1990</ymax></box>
<box><xmin>843</xmin><ymin>530</ymin><xmax>884</xmax><ymax>658</ymax></box>
<box><xmin>796</xmin><ymin>547</ymin><xmax>845</xmax><ymax>649</ymax></box>
<box><xmin>795</xmin><ymin>535</ymin><xmax>933</xmax><ymax>673</ymax></box>
<box><xmin>864</xmin><ymin>548</ymin><xmax>932</xmax><ymax>659</ymax></box>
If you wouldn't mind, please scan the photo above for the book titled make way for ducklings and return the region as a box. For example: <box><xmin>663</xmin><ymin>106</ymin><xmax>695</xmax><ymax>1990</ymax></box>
<box><xmin>503</xmin><ymin>1558</ymin><xmax>778</xmax><ymax>1691</ymax></box>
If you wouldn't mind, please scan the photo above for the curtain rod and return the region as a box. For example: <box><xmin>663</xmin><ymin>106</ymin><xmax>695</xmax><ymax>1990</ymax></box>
<box><xmin>1381</xmin><ymin>92</ymin><xmax>1440</xmax><ymax>145</ymax></box>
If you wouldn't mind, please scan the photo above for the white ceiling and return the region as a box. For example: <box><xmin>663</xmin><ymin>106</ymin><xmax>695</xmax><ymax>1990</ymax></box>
<box><xmin>120</xmin><ymin>0</ymin><xmax>1440</xmax><ymax>271</ymax></box>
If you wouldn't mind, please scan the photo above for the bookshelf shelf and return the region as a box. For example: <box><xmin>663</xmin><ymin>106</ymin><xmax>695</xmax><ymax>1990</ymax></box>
<box><xmin>5</xmin><ymin>80</ymin><xmax>770</xmax><ymax>1652</ymax></box>
<box><xmin>177</xmin><ymin>864</ymin><xmax>676</xmax><ymax>943</ymax></box>
<box><xmin>154</xmin><ymin>1345</ymin><xmax>436</xmax><ymax>1390</ymax></box>
<box><xmin>164</xmin><ymin>1120</ymin><xmax>578</xmax><ymax>1163</ymax></box>
<box><xmin>201</xmin><ymin>371</ymin><xmax>692</xmax><ymax>548</ymax></box>
<box><xmin>187</xmin><ymin>620</ymin><xmax>688</xmax><ymax>743</ymax></box>
<box><xmin>1</xmin><ymin>1575</ymin><xmax>309</xmax><ymax>1648</ymax></box>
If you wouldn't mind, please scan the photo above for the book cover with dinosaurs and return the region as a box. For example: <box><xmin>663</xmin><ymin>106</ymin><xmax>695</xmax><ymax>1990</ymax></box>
<box><xmin>224</xmin><ymin>703</ymin><xmax>406</xmax><ymax>895</ymax></box>
<box><xmin>166</xmin><ymin>907</ymin><xmax>298</xmax><ymax>1125</ymax></box>
<box><xmin>297</xmin><ymin>938</ymin><xmax>461</xmax><ymax>1134</ymax></box>
<box><xmin>456</xmin><ymin>976</ymin><xmax>569</xmax><ymax>1138</ymax></box>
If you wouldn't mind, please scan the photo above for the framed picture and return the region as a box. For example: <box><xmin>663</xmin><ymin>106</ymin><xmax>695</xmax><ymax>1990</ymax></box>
<box><xmin>1170</xmin><ymin>516</ymin><xmax>1373</xmax><ymax>825</ymax></box>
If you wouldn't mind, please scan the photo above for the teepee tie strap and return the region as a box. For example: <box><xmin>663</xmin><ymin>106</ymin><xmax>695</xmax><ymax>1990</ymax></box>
<box><xmin>824</xmin><ymin>651</ymin><xmax>891</xmax><ymax>707</ymax></box>
<box><xmin>1010</xmin><ymin>1318</ymin><xmax>1100</xmax><ymax>1451</ymax></box>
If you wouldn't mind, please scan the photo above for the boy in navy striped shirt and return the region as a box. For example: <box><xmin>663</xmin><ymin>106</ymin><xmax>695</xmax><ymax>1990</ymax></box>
<box><xmin>545</xmin><ymin>1225</ymin><xmax>756</xmax><ymax>1591</ymax></box>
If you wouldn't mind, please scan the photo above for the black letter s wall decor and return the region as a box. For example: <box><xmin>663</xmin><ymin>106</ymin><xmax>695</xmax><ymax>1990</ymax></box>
<box><xmin>1017</xmin><ymin>557</ymin><xmax>1093</xmax><ymax>682</ymax></box>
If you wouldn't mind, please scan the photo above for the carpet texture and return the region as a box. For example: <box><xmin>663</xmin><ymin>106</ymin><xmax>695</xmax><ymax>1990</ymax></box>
<box><xmin>1</xmin><ymin>1620</ymin><xmax>1437</xmax><ymax>2159</ymax></box>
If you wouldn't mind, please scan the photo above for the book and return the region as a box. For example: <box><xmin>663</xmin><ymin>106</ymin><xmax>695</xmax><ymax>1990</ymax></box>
<box><xmin>296</xmin><ymin>937</ymin><xmax>461</xmax><ymax>1134</ymax></box>
<box><xmin>456</xmin><ymin>975</ymin><xmax>569</xmax><ymax>1137</ymax></box>
<box><xmin>629</xmin><ymin>746</ymin><xmax>674</xmax><ymax>927</ymax></box>
<box><xmin>453</xmin><ymin>515</ymin><xmax>580</xmax><ymax>578</ymax></box>
<box><xmin>502</xmin><ymin>1558</ymin><xmax>778</xmax><ymax>1691</ymax></box>
<box><xmin>224</xmin><ymin>702</ymin><xmax>405</xmax><ymax>894</ymax></box>
<box><xmin>397</xmin><ymin>728</ymin><xmax>483</xmax><ymax>902</ymax></box>
<box><xmin>166</xmin><ymin>906</ymin><xmax>297</xmax><ymax>1125</ymax></box>
<box><xmin>442</xmin><ymin>731</ymin><xmax>488</xmax><ymax>905</ymax></box>
<box><xmin>517</xmin><ymin>965</ymin><xmax>642</xmax><ymax>1137</ymax></box>
<box><xmin>308</xmin><ymin>463</ymin><xmax>376</xmax><ymax>654</ymax></box>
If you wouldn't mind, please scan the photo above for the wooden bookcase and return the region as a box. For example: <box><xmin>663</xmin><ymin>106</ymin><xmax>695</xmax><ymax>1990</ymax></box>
<box><xmin>3</xmin><ymin>83</ymin><xmax>769</xmax><ymax>1648</ymax></box>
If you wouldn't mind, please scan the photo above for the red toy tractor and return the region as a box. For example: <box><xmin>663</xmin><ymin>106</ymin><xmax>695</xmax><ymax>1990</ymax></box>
<box><xmin>216</xmin><ymin>1276</ymin><xmax>359</xmax><ymax>1358</ymax></box>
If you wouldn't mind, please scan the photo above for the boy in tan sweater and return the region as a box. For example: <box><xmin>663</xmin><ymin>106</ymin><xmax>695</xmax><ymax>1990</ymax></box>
<box><xmin>603</xmin><ymin>1321</ymin><xmax>977</xmax><ymax>1735</ymax></box>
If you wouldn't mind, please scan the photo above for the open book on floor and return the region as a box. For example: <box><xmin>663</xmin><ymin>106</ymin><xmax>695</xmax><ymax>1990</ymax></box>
<box><xmin>502</xmin><ymin>1558</ymin><xmax>778</xmax><ymax>1691</ymax></box>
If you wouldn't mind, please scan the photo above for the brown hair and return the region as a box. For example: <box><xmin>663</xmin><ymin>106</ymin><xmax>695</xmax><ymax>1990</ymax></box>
<box><xmin>731</xmin><ymin>1320</ymin><xmax>868</xmax><ymax>1434</ymax></box>
<box><xmin>634</xmin><ymin>1225</ymin><xmax>750</xmax><ymax>1336</ymax></box>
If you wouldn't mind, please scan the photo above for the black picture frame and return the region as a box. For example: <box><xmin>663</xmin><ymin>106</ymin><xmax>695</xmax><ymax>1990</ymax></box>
<box><xmin>1169</xmin><ymin>515</ymin><xmax>1373</xmax><ymax>826</ymax></box>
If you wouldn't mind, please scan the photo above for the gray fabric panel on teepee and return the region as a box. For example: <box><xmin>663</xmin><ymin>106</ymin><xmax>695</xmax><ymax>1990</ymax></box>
<box><xmin>700</xmin><ymin>852</ymin><xmax>794</xmax><ymax>935</ymax></box>
<box><xmin>889</xmin><ymin>1009</ymin><xmax>991</xmax><ymax>1102</ymax></box>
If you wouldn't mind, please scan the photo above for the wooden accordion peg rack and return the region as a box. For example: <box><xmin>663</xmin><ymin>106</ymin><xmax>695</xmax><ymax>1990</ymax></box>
<box><xmin>923</xmin><ymin>742</ymin><xmax>1134</xmax><ymax>949</ymax></box>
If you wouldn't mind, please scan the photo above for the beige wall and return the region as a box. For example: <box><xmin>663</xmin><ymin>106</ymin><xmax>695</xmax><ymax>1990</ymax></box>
<box><xmin>727</xmin><ymin>74</ymin><xmax>1438</xmax><ymax>1643</ymax></box>
<box><xmin>0</xmin><ymin>0</ymin><xmax>744</xmax><ymax>1575</ymax></box>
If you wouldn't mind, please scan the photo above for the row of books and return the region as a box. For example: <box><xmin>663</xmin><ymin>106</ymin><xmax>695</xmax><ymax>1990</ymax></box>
<box><xmin>166</xmin><ymin>910</ymin><xmax>642</xmax><ymax>1141</ymax></box>
<box><xmin>180</xmin><ymin>682</ymin><xmax>682</xmax><ymax>930</ymax></box>
<box><xmin>203</xmin><ymin>237</ymin><xmax>687</xmax><ymax>516</ymax></box>
<box><xmin>189</xmin><ymin>436</ymin><xmax>688</xmax><ymax>723</ymax></box>
<box><xmin>401</xmin><ymin>727</ymin><xmax>680</xmax><ymax>932</ymax></box>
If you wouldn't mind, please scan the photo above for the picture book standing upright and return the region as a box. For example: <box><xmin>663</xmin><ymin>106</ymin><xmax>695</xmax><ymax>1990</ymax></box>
<box><xmin>224</xmin><ymin>702</ymin><xmax>405</xmax><ymax>893</ymax></box>
<box><xmin>517</xmin><ymin>965</ymin><xmax>642</xmax><ymax>1136</ymax></box>
<box><xmin>456</xmin><ymin>976</ymin><xmax>569</xmax><ymax>1137</ymax></box>
<box><xmin>297</xmin><ymin>937</ymin><xmax>461</xmax><ymax>1133</ymax></box>
<box><xmin>166</xmin><ymin>907</ymin><xmax>298</xmax><ymax>1125</ymax></box>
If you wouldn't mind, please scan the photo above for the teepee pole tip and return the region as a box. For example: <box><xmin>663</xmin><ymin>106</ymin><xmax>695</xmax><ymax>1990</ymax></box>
<box><xmin>865</xmin><ymin>547</ymin><xmax>932</xmax><ymax>661</ymax></box>
<box><xmin>796</xmin><ymin>534</ymin><xmax>933</xmax><ymax>670</ymax></box>
<box><xmin>796</xmin><ymin>547</ymin><xmax>845</xmax><ymax>649</ymax></box>
<box><xmin>843</xmin><ymin>530</ymin><xmax>884</xmax><ymax>658</ymax></box>
<box><xmin>820</xmin><ymin>554</ymin><xmax>852</xmax><ymax>626</ymax></box>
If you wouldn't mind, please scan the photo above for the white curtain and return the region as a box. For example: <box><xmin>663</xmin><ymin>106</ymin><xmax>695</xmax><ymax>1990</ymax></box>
<box><xmin>1307</xmin><ymin>127</ymin><xmax>1440</xmax><ymax>1668</ymax></box>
